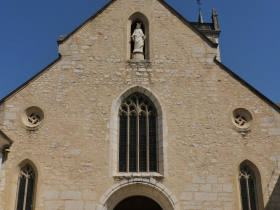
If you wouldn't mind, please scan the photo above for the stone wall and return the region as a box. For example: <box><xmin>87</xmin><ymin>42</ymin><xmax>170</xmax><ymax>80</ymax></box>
<box><xmin>1</xmin><ymin>0</ymin><xmax>280</xmax><ymax>209</ymax></box>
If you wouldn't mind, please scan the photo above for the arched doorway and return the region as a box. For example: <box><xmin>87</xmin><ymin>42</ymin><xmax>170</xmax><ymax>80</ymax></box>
<box><xmin>114</xmin><ymin>196</ymin><xmax>163</xmax><ymax>210</ymax></box>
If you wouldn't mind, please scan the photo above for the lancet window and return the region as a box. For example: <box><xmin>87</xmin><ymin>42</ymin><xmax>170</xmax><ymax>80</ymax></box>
<box><xmin>239</xmin><ymin>166</ymin><xmax>258</xmax><ymax>210</ymax></box>
<box><xmin>119</xmin><ymin>93</ymin><xmax>157</xmax><ymax>173</ymax></box>
<box><xmin>15</xmin><ymin>165</ymin><xmax>35</xmax><ymax>210</ymax></box>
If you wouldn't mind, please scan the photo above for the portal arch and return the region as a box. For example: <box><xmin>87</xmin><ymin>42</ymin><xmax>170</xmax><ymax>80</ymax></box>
<box><xmin>98</xmin><ymin>180</ymin><xmax>179</xmax><ymax>210</ymax></box>
<box><xmin>114</xmin><ymin>196</ymin><xmax>162</xmax><ymax>210</ymax></box>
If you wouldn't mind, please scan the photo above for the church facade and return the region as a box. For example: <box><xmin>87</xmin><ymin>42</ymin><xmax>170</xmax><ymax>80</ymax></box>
<box><xmin>1</xmin><ymin>0</ymin><xmax>280</xmax><ymax>209</ymax></box>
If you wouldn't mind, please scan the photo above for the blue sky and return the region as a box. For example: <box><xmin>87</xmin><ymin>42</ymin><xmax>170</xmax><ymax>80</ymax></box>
<box><xmin>1</xmin><ymin>0</ymin><xmax>280</xmax><ymax>102</ymax></box>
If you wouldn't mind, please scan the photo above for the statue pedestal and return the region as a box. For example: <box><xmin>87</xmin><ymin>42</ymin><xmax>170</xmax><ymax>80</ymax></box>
<box><xmin>132</xmin><ymin>52</ymin><xmax>144</xmax><ymax>61</ymax></box>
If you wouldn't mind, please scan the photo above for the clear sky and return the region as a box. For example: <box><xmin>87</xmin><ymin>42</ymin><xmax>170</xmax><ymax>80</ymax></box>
<box><xmin>1</xmin><ymin>0</ymin><xmax>280</xmax><ymax>102</ymax></box>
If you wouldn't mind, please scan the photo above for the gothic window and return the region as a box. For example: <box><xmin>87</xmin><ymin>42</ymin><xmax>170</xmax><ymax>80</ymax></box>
<box><xmin>15</xmin><ymin>165</ymin><xmax>35</xmax><ymax>210</ymax></box>
<box><xmin>239</xmin><ymin>166</ymin><xmax>258</xmax><ymax>210</ymax></box>
<box><xmin>119</xmin><ymin>93</ymin><xmax>157</xmax><ymax>173</ymax></box>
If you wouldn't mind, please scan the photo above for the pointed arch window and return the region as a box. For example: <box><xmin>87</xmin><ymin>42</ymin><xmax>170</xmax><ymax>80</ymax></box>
<box><xmin>239</xmin><ymin>166</ymin><xmax>258</xmax><ymax>210</ymax></box>
<box><xmin>119</xmin><ymin>93</ymin><xmax>157</xmax><ymax>173</ymax></box>
<box><xmin>15</xmin><ymin>165</ymin><xmax>35</xmax><ymax>210</ymax></box>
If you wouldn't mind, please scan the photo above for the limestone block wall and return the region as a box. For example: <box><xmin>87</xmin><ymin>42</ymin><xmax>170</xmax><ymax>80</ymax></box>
<box><xmin>0</xmin><ymin>0</ymin><xmax>280</xmax><ymax>210</ymax></box>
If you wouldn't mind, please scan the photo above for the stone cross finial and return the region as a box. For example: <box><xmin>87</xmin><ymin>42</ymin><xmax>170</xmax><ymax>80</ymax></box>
<box><xmin>212</xmin><ymin>7</ymin><xmax>219</xmax><ymax>30</ymax></box>
<box><xmin>197</xmin><ymin>0</ymin><xmax>202</xmax><ymax>11</ymax></box>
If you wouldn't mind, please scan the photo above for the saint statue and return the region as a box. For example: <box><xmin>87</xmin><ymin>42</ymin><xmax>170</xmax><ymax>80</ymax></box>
<box><xmin>131</xmin><ymin>23</ymin><xmax>146</xmax><ymax>53</ymax></box>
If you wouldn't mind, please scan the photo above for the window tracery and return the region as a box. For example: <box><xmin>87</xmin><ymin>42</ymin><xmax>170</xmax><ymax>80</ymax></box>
<box><xmin>239</xmin><ymin>166</ymin><xmax>258</xmax><ymax>210</ymax></box>
<box><xmin>119</xmin><ymin>93</ymin><xmax>157</xmax><ymax>173</ymax></box>
<box><xmin>235</xmin><ymin>115</ymin><xmax>247</xmax><ymax>127</ymax></box>
<box><xmin>28</xmin><ymin>113</ymin><xmax>41</xmax><ymax>125</ymax></box>
<box><xmin>16</xmin><ymin>165</ymin><xmax>35</xmax><ymax>210</ymax></box>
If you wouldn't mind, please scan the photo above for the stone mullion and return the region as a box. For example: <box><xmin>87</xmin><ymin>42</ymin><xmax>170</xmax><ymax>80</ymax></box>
<box><xmin>146</xmin><ymin>111</ymin><xmax>149</xmax><ymax>173</ymax></box>
<box><xmin>246</xmin><ymin>176</ymin><xmax>251</xmax><ymax>210</ymax></box>
<box><xmin>23</xmin><ymin>176</ymin><xmax>29</xmax><ymax>210</ymax></box>
<box><xmin>136</xmin><ymin>98</ymin><xmax>140</xmax><ymax>173</ymax></box>
<box><xmin>156</xmin><ymin>115</ymin><xmax>159</xmax><ymax>173</ymax></box>
<box><xmin>136</xmin><ymin>114</ymin><xmax>139</xmax><ymax>173</ymax></box>
<box><xmin>126</xmin><ymin>112</ymin><xmax>130</xmax><ymax>173</ymax></box>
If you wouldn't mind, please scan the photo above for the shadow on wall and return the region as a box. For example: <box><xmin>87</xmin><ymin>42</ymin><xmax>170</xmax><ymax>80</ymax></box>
<box><xmin>265</xmin><ymin>173</ymin><xmax>280</xmax><ymax>210</ymax></box>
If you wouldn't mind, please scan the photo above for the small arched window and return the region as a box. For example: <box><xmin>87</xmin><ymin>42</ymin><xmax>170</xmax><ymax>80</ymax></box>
<box><xmin>239</xmin><ymin>165</ymin><xmax>258</xmax><ymax>210</ymax></box>
<box><xmin>119</xmin><ymin>93</ymin><xmax>157</xmax><ymax>173</ymax></box>
<box><xmin>15</xmin><ymin>164</ymin><xmax>35</xmax><ymax>210</ymax></box>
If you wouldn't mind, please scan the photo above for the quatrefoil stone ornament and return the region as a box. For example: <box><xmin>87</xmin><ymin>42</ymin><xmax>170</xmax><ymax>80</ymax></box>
<box><xmin>28</xmin><ymin>113</ymin><xmax>41</xmax><ymax>125</ymax></box>
<box><xmin>235</xmin><ymin>115</ymin><xmax>247</xmax><ymax>127</ymax></box>
<box><xmin>232</xmin><ymin>108</ymin><xmax>253</xmax><ymax>131</ymax></box>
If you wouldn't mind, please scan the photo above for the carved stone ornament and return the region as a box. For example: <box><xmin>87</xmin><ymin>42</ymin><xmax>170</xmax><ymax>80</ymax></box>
<box><xmin>131</xmin><ymin>23</ymin><xmax>146</xmax><ymax>60</ymax></box>
<box><xmin>231</xmin><ymin>108</ymin><xmax>253</xmax><ymax>131</ymax></box>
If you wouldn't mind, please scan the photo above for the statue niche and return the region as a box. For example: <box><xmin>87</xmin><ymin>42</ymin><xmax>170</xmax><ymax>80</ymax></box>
<box><xmin>131</xmin><ymin>22</ymin><xmax>146</xmax><ymax>60</ymax></box>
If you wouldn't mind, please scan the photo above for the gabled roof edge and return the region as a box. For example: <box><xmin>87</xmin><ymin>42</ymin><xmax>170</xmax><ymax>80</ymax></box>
<box><xmin>57</xmin><ymin>0</ymin><xmax>218</xmax><ymax>48</ymax></box>
<box><xmin>0</xmin><ymin>56</ymin><xmax>62</xmax><ymax>104</ymax></box>
<box><xmin>0</xmin><ymin>130</ymin><xmax>13</xmax><ymax>145</ymax></box>
<box><xmin>214</xmin><ymin>57</ymin><xmax>280</xmax><ymax>114</ymax></box>
<box><xmin>57</xmin><ymin>0</ymin><xmax>117</xmax><ymax>45</ymax></box>
<box><xmin>158</xmin><ymin>0</ymin><xmax>218</xmax><ymax>48</ymax></box>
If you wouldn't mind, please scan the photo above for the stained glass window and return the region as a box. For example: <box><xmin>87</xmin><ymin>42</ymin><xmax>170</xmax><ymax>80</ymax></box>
<box><xmin>239</xmin><ymin>166</ymin><xmax>258</xmax><ymax>210</ymax></box>
<box><xmin>119</xmin><ymin>93</ymin><xmax>157</xmax><ymax>172</ymax></box>
<box><xmin>16</xmin><ymin>165</ymin><xmax>35</xmax><ymax>210</ymax></box>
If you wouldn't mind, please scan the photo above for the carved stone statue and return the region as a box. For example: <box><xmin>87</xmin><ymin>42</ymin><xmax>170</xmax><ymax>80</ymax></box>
<box><xmin>131</xmin><ymin>23</ymin><xmax>146</xmax><ymax>53</ymax></box>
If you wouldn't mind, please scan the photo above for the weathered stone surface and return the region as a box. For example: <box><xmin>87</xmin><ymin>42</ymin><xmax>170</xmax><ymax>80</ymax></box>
<box><xmin>1</xmin><ymin>0</ymin><xmax>280</xmax><ymax>210</ymax></box>
<box><xmin>65</xmin><ymin>201</ymin><xmax>84</xmax><ymax>210</ymax></box>
<box><xmin>200</xmin><ymin>184</ymin><xmax>211</xmax><ymax>192</ymax></box>
<box><xmin>45</xmin><ymin>201</ymin><xmax>63</xmax><ymax>210</ymax></box>
<box><xmin>206</xmin><ymin>175</ymin><xmax>217</xmax><ymax>184</ymax></box>
<box><xmin>195</xmin><ymin>192</ymin><xmax>217</xmax><ymax>201</ymax></box>
<box><xmin>192</xmin><ymin>176</ymin><xmax>205</xmax><ymax>184</ymax></box>
<box><xmin>182</xmin><ymin>201</ymin><xmax>203</xmax><ymax>210</ymax></box>
<box><xmin>180</xmin><ymin>192</ymin><xmax>193</xmax><ymax>200</ymax></box>
<box><xmin>85</xmin><ymin>201</ymin><xmax>96</xmax><ymax>210</ymax></box>
<box><xmin>43</xmin><ymin>190</ymin><xmax>59</xmax><ymax>200</ymax></box>
<box><xmin>60</xmin><ymin>191</ymin><xmax>82</xmax><ymax>200</ymax></box>
<box><xmin>83</xmin><ymin>190</ymin><xmax>97</xmax><ymax>200</ymax></box>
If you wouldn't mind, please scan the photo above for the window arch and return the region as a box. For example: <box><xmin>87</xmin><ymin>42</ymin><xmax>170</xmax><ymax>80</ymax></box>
<box><xmin>127</xmin><ymin>12</ymin><xmax>150</xmax><ymax>60</ymax></box>
<box><xmin>239</xmin><ymin>166</ymin><xmax>258</xmax><ymax>210</ymax></box>
<box><xmin>238</xmin><ymin>160</ymin><xmax>264</xmax><ymax>210</ymax></box>
<box><xmin>119</xmin><ymin>93</ymin><xmax>157</xmax><ymax>172</ymax></box>
<box><xmin>15</xmin><ymin>164</ymin><xmax>36</xmax><ymax>210</ymax></box>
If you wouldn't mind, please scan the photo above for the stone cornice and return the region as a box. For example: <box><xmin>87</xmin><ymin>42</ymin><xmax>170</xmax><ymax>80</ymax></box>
<box><xmin>0</xmin><ymin>130</ymin><xmax>13</xmax><ymax>153</ymax></box>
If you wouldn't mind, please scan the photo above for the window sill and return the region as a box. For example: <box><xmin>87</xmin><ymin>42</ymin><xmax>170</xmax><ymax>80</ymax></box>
<box><xmin>126</xmin><ymin>59</ymin><xmax>152</xmax><ymax>63</ymax></box>
<box><xmin>113</xmin><ymin>172</ymin><xmax>163</xmax><ymax>178</ymax></box>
